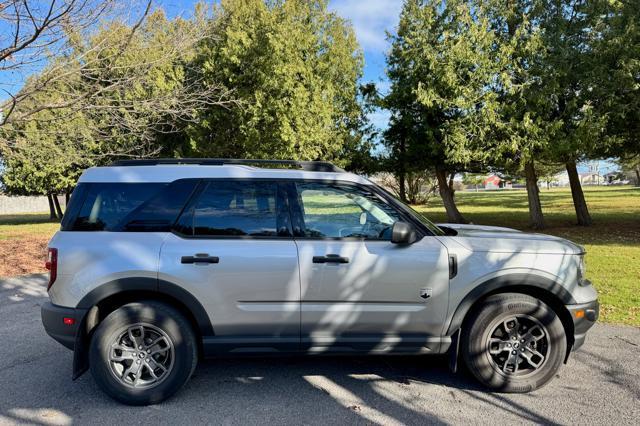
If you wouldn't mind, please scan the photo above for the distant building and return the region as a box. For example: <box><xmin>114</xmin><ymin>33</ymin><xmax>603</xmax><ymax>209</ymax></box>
<box><xmin>483</xmin><ymin>175</ymin><xmax>512</xmax><ymax>190</ymax></box>
<box><xmin>579</xmin><ymin>172</ymin><xmax>602</xmax><ymax>185</ymax></box>
<box><xmin>483</xmin><ymin>175</ymin><xmax>501</xmax><ymax>190</ymax></box>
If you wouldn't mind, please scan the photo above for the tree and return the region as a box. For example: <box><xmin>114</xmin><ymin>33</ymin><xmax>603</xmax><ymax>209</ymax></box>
<box><xmin>0</xmin><ymin>0</ymin><xmax>142</xmax><ymax>126</ymax></box>
<box><xmin>1</xmin><ymin>7</ymin><xmax>234</xmax><ymax>208</ymax></box>
<box><xmin>536</xmin><ymin>162</ymin><xmax>565</xmax><ymax>189</ymax></box>
<box><xmin>590</xmin><ymin>0</ymin><xmax>640</xmax><ymax>175</ymax></box>
<box><xmin>382</xmin><ymin>0</ymin><xmax>504</xmax><ymax>223</ymax></box>
<box><xmin>617</xmin><ymin>157</ymin><xmax>640</xmax><ymax>186</ymax></box>
<box><xmin>188</xmin><ymin>0</ymin><xmax>364</xmax><ymax>164</ymax></box>
<box><xmin>462</xmin><ymin>173</ymin><xmax>485</xmax><ymax>192</ymax></box>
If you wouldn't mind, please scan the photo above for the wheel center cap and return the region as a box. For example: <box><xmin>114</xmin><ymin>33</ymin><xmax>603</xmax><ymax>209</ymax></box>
<box><xmin>138</xmin><ymin>352</ymin><xmax>145</xmax><ymax>358</ymax></box>
<box><xmin>513</xmin><ymin>342</ymin><xmax>520</xmax><ymax>348</ymax></box>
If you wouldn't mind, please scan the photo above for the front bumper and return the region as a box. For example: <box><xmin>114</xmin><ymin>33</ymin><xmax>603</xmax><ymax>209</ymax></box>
<box><xmin>566</xmin><ymin>299</ymin><xmax>599</xmax><ymax>351</ymax></box>
<box><xmin>41</xmin><ymin>301</ymin><xmax>86</xmax><ymax>350</ymax></box>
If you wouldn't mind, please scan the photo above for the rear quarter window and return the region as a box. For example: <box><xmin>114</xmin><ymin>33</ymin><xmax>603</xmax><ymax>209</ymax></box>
<box><xmin>63</xmin><ymin>180</ymin><xmax>197</xmax><ymax>231</ymax></box>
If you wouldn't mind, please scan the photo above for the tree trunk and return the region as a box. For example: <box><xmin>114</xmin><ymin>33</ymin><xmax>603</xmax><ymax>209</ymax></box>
<box><xmin>448</xmin><ymin>173</ymin><xmax>455</xmax><ymax>190</ymax></box>
<box><xmin>635</xmin><ymin>165</ymin><xmax>640</xmax><ymax>187</ymax></box>
<box><xmin>436</xmin><ymin>168</ymin><xmax>468</xmax><ymax>223</ymax></box>
<box><xmin>65</xmin><ymin>192</ymin><xmax>70</xmax><ymax>205</ymax></box>
<box><xmin>524</xmin><ymin>160</ymin><xmax>545</xmax><ymax>230</ymax></box>
<box><xmin>565</xmin><ymin>160</ymin><xmax>592</xmax><ymax>226</ymax></box>
<box><xmin>398</xmin><ymin>171</ymin><xmax>406</xmax><ymax>202</ymax></box>
<box><xmin>53</xmin><ymin>194</ymin><xmax>63</xmax><ymax>219</ymax></box>
<box><xmin>47</xmin><ymin>194</ymin><xmax>57</xmax><ymax>220</ymax></box>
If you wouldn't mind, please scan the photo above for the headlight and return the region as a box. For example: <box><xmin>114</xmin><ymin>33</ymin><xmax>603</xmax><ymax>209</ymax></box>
<box><xmin>577</xmin><ymin>255</ymin><xmax>587</xmax><ymax>285</ymax></box>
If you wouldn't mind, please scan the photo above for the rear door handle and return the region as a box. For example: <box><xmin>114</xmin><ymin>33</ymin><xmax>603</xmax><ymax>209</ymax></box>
<box><xmin>181</xmin><ymin>254</ymin><xmax>219</xmax><ymax>264</ymax></box>
<box><xmin>313</xmin><ymin>254</ymin><xmax>349</xmax><ymax>264</ymax></box>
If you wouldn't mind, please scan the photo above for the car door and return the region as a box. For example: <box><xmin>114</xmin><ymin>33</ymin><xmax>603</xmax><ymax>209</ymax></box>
<box><xmin>158</xmin><ymin>179</ymin><xmax>300</xmax><ymax>353</ymax></box>
<box><xmin>290</xmin><ymin>181</ymin><xmax>450</xmax><ymax>354</ymax></box>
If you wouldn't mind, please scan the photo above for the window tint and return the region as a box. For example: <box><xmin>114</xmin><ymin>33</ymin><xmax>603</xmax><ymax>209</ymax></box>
<box><xmin>295</xmin><ymin>183</ymin><xmax>401</xmax><ymax>239</ymax></box>
<box><xmin>189</xmin><ymin>181</ymin><xmax>287</xmax><ymax>237</ymax></box>
<box><xmin>67</xmin><ymin>181</ymin><xmax>197</xmax><ymax>232</ymax></box>
<box><xmin>119</xmin><ymin>180</ymin><xmax>198</xmax><ymax>231</ymax></box>
<box><xmin>71</xmin><ymin>183</ymin><xmax>166</xmax><ymax>231</ymax></box>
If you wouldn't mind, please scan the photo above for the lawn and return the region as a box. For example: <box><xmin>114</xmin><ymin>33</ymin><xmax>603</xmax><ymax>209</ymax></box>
<box><xmin>0</xmin><ymin>186</ymin><xmax>638</xmax><ymax>325</ymax></box>
<box><xmin>0</xmin><ymin>214</ymin><xmax>60</xmax><ymax>276</ymax></box>
<box><xmin>414</xmin><ymin>185</ymin><xmax>640</xmax><ymax>326</ymax></box>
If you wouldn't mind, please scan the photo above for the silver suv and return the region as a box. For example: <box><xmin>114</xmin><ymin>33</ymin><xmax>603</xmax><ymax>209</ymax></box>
<box><xmin>41</xmin><ymin>159</ymin><xmax>599</xmax><ymax>405</ymax></box>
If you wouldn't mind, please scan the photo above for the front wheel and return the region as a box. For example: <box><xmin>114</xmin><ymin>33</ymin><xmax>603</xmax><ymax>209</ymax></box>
<box><xmin>89</xmin><ymin>301</ymin><xmax>198</xmax><ymax>405</ymax></box>
<box><xmin>461</xmin><ymin>293</ymin><xmax>567</xmax><ymax>392</ymax></box>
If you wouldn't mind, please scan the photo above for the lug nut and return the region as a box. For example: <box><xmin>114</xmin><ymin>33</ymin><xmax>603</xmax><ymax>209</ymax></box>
<box><xmin>147</xmin><ymin>349</ymin><xmax>151</xmax><ymax>353</ymax></box>
<box><xmin>507</xmin><ymin>343</ymin><xmax>512</xmax><ymax>347</ymax></box>
<box><xmin>138</xmin><ymin>345</ymin><xmax>143</xmax><ymax>350</ymax></box>
<box><xmin>512</xmin><ymin>350</ymin><xmax>517</xmax><ymax>354</ymax></box>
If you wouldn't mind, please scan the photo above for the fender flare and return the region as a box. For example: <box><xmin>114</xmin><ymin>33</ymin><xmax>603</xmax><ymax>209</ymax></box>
<box><xmin>72</xmin><ymin>277</ymin><xmax>214</xmax><ymax>380</ymax></box>
<box><xmin>445</xmin><ymin>273</ymin><xmax>576</xmax><ymax>336</ymax></box>
<box><xmin>77</xmin><ymin>277</ymin><xmax>214</xmax><ymax>336</ymax></box>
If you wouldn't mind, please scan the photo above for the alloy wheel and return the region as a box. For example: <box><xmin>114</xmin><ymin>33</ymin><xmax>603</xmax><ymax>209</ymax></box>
<box><xmin>485</xmin><ymin>314</ymin><xmax>550</xmax><ymax>376</ymax></box>
<box><xmin>108</xmin><ymin>323</ymin><xmax>175</xmax><ymax>388</ymax></box>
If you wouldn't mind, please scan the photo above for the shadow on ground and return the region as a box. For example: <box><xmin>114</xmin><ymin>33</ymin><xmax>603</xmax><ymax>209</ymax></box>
<box><xmin>1</xmin><ymin>274</ymin><xmax>638</xmax><ymax>425</ymax></box>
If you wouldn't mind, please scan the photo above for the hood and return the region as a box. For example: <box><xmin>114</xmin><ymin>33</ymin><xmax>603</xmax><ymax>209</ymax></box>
<box><xmin>437</xmin><ymin>223</ymin><xmax>584</xmax><ymax>255</ymax></box>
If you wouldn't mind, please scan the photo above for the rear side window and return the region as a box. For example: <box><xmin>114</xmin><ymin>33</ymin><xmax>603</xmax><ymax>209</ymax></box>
<box><xmin>64</xmin><ymin>180</ymin><xmax>197</xmax><ymax>231</ymax></box>
<box><xmin>177</xmin><ymin>181</ymin><xmax>290</xmax><ymax>237</ymax></box>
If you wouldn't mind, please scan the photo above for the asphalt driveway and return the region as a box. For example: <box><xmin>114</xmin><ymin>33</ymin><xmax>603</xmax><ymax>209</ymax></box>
<box><xmin>0</xmin><ymin>274</ymin><xmax>638</xmax><ymax>425</ymax></box>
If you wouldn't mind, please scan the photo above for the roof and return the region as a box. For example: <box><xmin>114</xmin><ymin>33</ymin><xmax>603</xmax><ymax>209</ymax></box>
<box><xmin>483</xmin><ymin>175</ymin><xmax>501</xmax><ymax>184</ymax></box>
<box><xmin>78</xmin><ymin>164</ymin><xmax>371</xmax><ymax>185</ymax></box>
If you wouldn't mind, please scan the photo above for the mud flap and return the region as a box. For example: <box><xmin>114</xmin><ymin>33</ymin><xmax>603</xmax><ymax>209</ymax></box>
<box><xmin>448</xmin><ymin>328</ymin><xmax>461</xmax><ymax>373</ymax></box>
<box><xmin>72</xmin><ymin>316</ymin><xmax>90</xmax><ymax>380</ymax></box>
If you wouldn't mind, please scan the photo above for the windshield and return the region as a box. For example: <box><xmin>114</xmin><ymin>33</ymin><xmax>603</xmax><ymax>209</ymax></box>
<box><xmin>375</xmin><ymin>185</ymin><xmax>445</xmax><ymax>236</ymax></box>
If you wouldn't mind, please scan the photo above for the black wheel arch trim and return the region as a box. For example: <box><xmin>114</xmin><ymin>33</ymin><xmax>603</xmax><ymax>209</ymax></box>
<box><xmin>445</xmin><ymin>273</ymin><xmax>576</xmax><ymax>336</ymax></box>
<box><xmin>76</xmin><ymin>277</ymin><xmax>214</xmax><ymax>336</ymax></box>
<box><xmin>71</xmin><ymin>277</ymin><xmax>214</xmax><ymax>380</ymax></box>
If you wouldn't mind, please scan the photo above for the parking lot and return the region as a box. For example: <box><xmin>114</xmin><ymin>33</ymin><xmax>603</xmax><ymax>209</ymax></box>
<box><xmin>1</xmin><ymin>274</ymin><xmax>638</xmax><ymax>425</ymax></box>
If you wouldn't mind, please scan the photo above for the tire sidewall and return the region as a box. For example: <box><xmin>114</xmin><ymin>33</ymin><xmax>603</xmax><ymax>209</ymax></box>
<box><xmin>462</xmin><ymin>294</ymin><xmax>566</xmax><ymax>392</ymax></box>
<box><xmin>89</xmin><ymin>302</ymin><xmax>197</xmax><ymax>405</ymax></box>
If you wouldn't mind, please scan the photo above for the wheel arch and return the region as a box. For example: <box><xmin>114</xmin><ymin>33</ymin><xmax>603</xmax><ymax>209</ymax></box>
<box><xmin>446</xmin><ymin>274</ymin><xmax>576</xmax><ymax>356</ymax></box>
<box><xmin>72</xmin><ymin>277</ymin><xmax>214</xmax><ymax>379</ymax></box>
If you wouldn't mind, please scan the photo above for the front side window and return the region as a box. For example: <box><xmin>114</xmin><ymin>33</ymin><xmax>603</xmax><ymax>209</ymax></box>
<box><xmin>186</xmin><ymin>181</ymin><xmax>288</xmax><ymax>237</ymax></box>
<box><xmin>295</xmin><ymin>182</ymin><xmax>402</xmax><ymax>239</ymax></box>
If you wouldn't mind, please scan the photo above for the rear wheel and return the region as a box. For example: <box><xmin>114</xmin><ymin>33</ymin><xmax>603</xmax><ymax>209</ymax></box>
<box><xmin>89</xmin><ymin>301</ymin><xmax>197</xmax><ymax>405</ymax></box>
<box><xmin>461</xmin><ymin>293</ymin><xmax>566</xmax><ymax>392</ymax></box>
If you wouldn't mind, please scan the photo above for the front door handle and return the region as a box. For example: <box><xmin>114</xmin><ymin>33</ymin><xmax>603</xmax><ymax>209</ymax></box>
<box><xmin>313</xmin><ymin>254</ymin><xmax>349</xmax><ymax>264</ymax></box>
<box><xmin>181</xmin><ymin>254</ymin><xmax>219</xmax><ymax>264</ymax></box>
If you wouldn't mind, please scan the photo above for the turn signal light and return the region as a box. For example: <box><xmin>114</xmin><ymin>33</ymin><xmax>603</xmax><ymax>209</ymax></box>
<box><xmin>574</xmin><ymin>310</ymin><xmax>585</xmax><ymax>319</ymax></box>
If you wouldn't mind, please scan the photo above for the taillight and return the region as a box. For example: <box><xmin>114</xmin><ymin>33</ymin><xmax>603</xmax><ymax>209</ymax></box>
<box><xmin>45</xmin><ymin>248</ymin><xmax>58</xmax><ymax>290</ymax></box>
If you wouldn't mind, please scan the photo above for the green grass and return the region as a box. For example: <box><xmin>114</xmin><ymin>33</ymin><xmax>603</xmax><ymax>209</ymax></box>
<box><xmin>0</xmin><ymin>213</ymin><xmax>60</xmax><ymax>240</ymax></box>
<box><xmin>414</xmin><ymin>186</ymin><xmax>640</xmax><ymax>325</ymax></box>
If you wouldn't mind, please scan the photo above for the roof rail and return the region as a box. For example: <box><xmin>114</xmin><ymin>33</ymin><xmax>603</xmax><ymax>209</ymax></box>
<box><xmin>110</xmin><ymin>158</ymin><xmax>345</xmax><ymax>173</ymax></box>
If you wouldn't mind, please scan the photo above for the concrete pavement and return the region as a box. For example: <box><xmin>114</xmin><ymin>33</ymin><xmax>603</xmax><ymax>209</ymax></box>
<box><xmin>0</xmin><ymin>274</ymin><xmax>638</xmax><ymax>425</ymax></box>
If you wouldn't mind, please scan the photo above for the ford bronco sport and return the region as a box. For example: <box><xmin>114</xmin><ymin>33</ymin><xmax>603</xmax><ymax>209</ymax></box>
<box><xmin>41</xmin><ymin>159</ymin><xmax>599</xmax><ymax>405</ymax></box>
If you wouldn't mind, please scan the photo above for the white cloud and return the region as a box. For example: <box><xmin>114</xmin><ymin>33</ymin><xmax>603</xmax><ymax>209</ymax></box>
<box><xmin>329</xmin><ymin>0</ymin><xmax>403</xmax><ymax>52</ymax></box>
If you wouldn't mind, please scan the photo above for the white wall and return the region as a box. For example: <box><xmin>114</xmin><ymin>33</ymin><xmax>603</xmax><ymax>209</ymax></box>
<box><xmin>0</xmin><ymin>195</ymin><xmax>64</xmax><ymax>215</ymax></box>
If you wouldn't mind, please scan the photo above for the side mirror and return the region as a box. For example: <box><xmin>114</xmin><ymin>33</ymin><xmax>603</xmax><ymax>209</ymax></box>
<box><xmin>391</xmin><ymin>221</ymin><xmax>418</xmax><ymax>245</ymax></box>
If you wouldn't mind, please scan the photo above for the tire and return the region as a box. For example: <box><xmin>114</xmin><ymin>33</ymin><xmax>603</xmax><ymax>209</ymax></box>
<box><xmin>461</xmin><ymin>293</ymin><xmax>566</xmax><ymax>393</ymax></box>
<box><xmin>89</xmin><ymin>301</ymin><xmax>198</xmax><ymax>405</ymax></box>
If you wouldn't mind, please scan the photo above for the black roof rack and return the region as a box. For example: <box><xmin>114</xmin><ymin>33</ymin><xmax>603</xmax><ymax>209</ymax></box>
<box><xmin>110</xmin><ymin>158</ymin><xmax>345</xmax><ymax>173</ymax></box>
